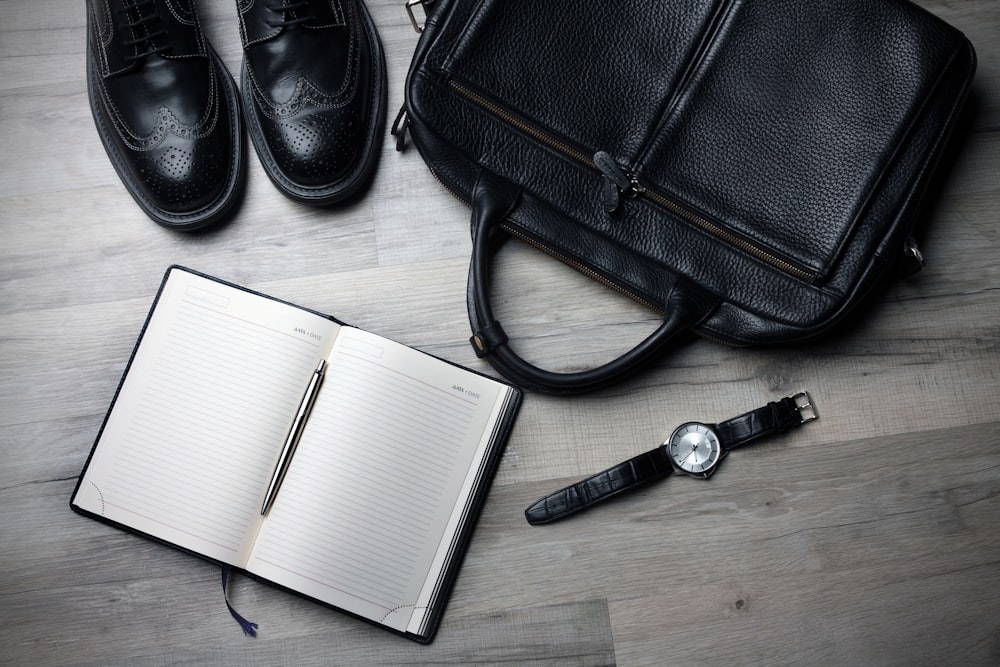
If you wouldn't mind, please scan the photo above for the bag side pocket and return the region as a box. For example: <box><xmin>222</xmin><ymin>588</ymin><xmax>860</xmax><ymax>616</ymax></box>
<box><xmin>636</xmin><ymin>0</ymin><xmax>966</xmax><ymax>282</ymax></box>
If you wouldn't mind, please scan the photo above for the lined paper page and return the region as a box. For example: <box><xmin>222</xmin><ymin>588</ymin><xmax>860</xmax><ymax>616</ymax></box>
<box><xmin>247</xmin><ymin>326</ymin><xmax>509</xmax><ymax>631</ymax></box>
<box><xmin>73</xmin><ymin>269</ymin><xmax>338</xmax><ymax>565</ymax></box>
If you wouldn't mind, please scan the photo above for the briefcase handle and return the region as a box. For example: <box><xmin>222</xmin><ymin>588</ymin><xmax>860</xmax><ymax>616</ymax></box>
<box><xmin>466</xmin><ymin>172</ymin><xmax>718</xmax><ymax>395</ymax></box>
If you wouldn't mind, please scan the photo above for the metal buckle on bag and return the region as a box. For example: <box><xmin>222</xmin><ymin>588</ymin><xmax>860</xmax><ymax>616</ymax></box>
<box><xmin>792</xmin><ymin>392</ymin><xmax>818</xmax><ymax>424</ymax></box>
<box><xmin>406</xmin><ymin>0</ymin><xmax>427</xmax><ymax>33</ymax></box>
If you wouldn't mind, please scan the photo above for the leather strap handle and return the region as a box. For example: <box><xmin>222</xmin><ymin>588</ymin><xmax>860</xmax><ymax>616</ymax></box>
<box><xmin>465</xmin><ymin>171</ymin><xmax>718</xmax><ymax>395</ymax></box>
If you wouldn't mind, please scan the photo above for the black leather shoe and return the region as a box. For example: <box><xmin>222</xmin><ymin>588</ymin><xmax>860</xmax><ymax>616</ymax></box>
<box><xmin>237</xmin><ymin>0</ymin><xmax>387</xmax><ymax>205</ymax></box>
<box><xmin>87</xmin><ymin>0</ymin><xmax>245</xmax><ymax>231</ymax></box>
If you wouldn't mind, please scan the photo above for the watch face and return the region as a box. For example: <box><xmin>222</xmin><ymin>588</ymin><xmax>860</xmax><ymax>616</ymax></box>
<box><xmin>666</xmin><ymin>422</ymin><xmax>722</xmax><ymax>477</ymax></box>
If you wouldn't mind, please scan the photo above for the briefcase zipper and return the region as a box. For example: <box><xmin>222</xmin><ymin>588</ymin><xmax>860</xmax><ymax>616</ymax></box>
<box><xmin>641</xmin><ymin>184</ymin><xmax>814</xmax><ymax>282</ymax></box>
<box><xmin>448</xmin><ymin>80</ymin><xmax>596</xmax><ymax>166</ymax></box>
<box><xmin>393</xmin><ymin>118</ymin><xmax>660</xmax><ymax>310</ymax></box>
<box><xmin>447</xmin><ymin>79</ymin><xmax>818</xmax><ymax>283</ymax></box>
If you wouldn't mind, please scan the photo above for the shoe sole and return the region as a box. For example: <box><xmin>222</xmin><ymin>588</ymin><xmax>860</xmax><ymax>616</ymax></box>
<box><xmin>87</xmin><ymin>17</ymin><xmax>246</xmax><ymax>231</ymax></box>
<box><xmin>240</xmin><ymin>1</ymin><xmax>388</xmax><ymax>207</ymax></box>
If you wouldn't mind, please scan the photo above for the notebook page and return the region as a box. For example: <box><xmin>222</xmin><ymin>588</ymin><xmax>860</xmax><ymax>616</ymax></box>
<box><xmin>247</xmin><ymin>326</ymin><xmax>510</xmax><ymax>632</ymax></box>
<box><xmin>73</xmin><ymin>269</ymin><xmax>338</xmax><ymax>565</ymax></box>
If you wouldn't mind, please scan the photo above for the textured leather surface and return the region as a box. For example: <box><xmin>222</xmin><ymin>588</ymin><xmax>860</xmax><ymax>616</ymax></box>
<box><xmin>86</xmin><ymin>0</ymin><xmax>245</xmax><ymax>230</ymax></box>
<box><xmin>639</xmin><ymin>0</ymin><xmax>966</xmax><ymax>281</ymax></box>
<box><xmin>715</xmin><ymin>396</ymin><xmax>803</xmax><ymax>450</ymax></box>
<box><xmin>402</xmin><ymin>0</ymin><xmax>976</xmax><ymax>390</ymax></box>
<box><xmin>524</xmin><ymin>447</ymin><xmax>674</xmax><ymax>525</ymax></box>
<box><xmin>237</xmin><ymin>0</ymin><xmax>386</xmax><ymax>204</ymax></box>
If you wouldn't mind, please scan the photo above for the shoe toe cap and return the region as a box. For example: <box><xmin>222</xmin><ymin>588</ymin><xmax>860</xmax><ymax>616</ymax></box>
<box><xmin>263</xmin><ymin>108</ymin><xmax>369</xmax><ymax>188</ymax></box>
<box><xmin>133</xmin><ymin>135</ymin><xmax>238</xmax><ymax>216</ymax></box>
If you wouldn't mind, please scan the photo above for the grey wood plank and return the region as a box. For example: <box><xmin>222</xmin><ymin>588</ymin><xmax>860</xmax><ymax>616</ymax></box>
<box><xmin>1</xmin><ymin>0</ymin><xmax>998</xmax><ymax>665</ymax></box>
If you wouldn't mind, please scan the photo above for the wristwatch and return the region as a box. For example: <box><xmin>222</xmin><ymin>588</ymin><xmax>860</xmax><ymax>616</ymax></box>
<box><xmin>524</xmin><ymin>392</ymin><xmax>817</xmax><ymax>525</ymax></box>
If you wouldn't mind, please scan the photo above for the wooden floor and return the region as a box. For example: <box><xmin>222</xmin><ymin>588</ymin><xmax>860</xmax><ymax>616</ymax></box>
<box><xmin>2</xmin><ymin>1</ymin><xmax>999</xmax><ymax>665</ymax></box>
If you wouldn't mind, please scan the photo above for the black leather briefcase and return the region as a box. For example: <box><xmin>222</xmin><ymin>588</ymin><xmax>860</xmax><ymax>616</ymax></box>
<box><xmin>395</xmin><ymin>0</ymin><xmax>976</xmax><ymax>394</ymax></box>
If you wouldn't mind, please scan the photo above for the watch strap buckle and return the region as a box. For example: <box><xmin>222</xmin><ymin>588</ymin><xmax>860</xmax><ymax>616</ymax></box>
<box><xmin>791</xmin><ymin>392</ymin><xmax>818</xmax><ymax>424</ymax></box>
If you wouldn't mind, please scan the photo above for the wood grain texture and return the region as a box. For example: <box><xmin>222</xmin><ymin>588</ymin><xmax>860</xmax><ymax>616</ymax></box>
<box><xmin>1</xmin><ymin>1</ymin><xmax>998</xmax><ymax>665</ymax></box>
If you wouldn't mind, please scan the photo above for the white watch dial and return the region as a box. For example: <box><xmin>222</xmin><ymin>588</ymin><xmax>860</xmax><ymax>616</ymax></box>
<box><xmin>666</xmin><ymin>422</ymin><xmax>721</xmax><ymax>476</ymax></box>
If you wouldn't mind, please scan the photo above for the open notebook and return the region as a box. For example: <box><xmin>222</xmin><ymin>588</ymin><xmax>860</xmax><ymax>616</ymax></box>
<box><xmin>70</xmin><ymin>266</ymin><xmax>521</xmax><ymax>642</ymax></box>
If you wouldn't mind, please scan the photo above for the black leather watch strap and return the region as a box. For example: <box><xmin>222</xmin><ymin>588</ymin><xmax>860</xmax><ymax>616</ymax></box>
<box><xmin>715</xmin><ymin>393</ymin><xmax>814</xmax><ymax>451</ymax></box>
<box><xmin>524</xmin><ymin>447</ymin><xmax>673</xmax><ymax>525</ymax></box>
<box><xmin>525</xmin><ymin>393</ymin><xmax>816</xmax><ymax>525</ymax></box>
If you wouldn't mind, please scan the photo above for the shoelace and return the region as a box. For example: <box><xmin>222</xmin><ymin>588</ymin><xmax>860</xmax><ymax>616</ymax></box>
<box><xmin>118</xmin><ymin>0</ymin><xmax>170</xmax><ymax>63</ymax></box>
<box><xmin>266</xmin><ymin>0</ymin><xmax>316</xmax><ymax>28</ymax></box>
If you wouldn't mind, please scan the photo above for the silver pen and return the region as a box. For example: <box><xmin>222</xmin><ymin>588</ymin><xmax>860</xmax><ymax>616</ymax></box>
<box><xmin>261</xmin><ymin>358</ymin><xmax>327</xmax><ymax>515</ymax></box>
